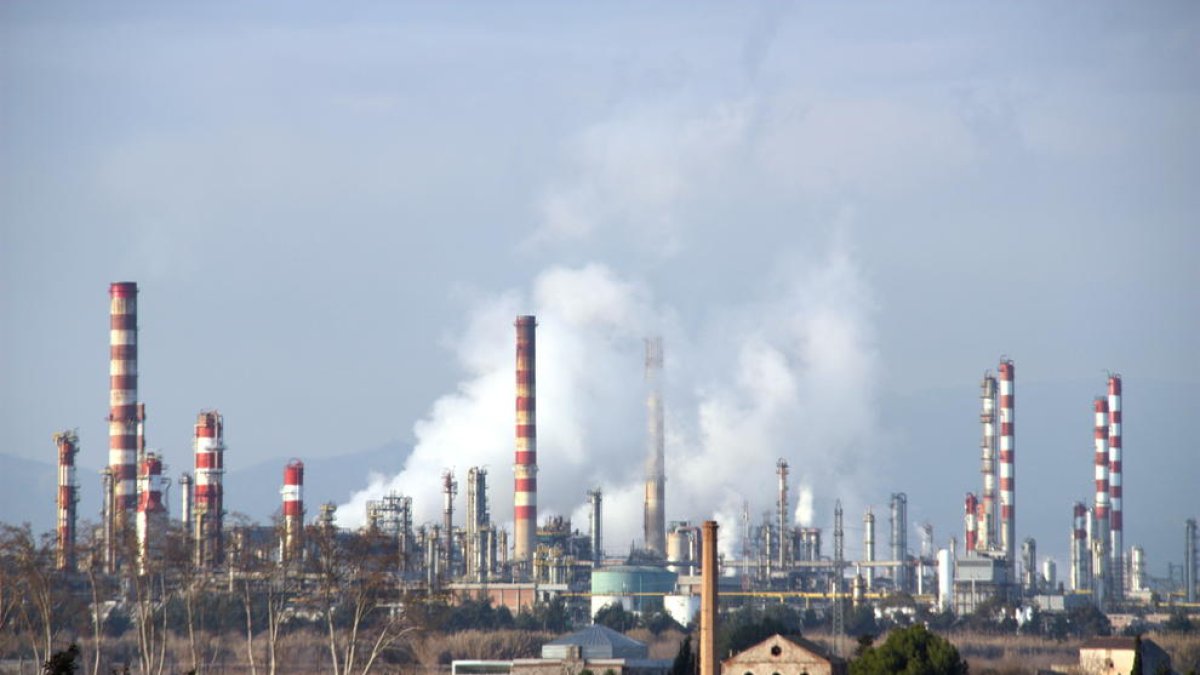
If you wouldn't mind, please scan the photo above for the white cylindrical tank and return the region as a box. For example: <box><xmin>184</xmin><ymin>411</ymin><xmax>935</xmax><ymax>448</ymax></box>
<box><xmin>1043</xmin><ymin>559</ymin><xmax>1057</xmax><ymax>591</ymax></box>
<box><xmin>937</xmin><ymin>548</ymin><xmax>954</xmax><ymax>612</ymax></box>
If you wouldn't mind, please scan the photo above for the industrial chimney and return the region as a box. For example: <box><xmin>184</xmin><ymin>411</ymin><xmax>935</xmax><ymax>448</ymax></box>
<box><xmin>54</xmin><ymin>430</ymin><xmax>80</xmax><ymax>571</ymax></box>
<box><xmin>108</xmin><ymin>282</ymin><xmax>139</xmax><ymax>538</ymax></box>
<box><xmin>282</xmin><ymin>460</ymin><xmax>304</xmax><ymax>562</ymax></box>
<box><xmin>1107</xmin><ymin>375</ymin><xmax>1124</xmax><ymax>598</ymax></box>
<box><xmin>193</xmin><ymin>410</ymin><xmax>226</xmax><ymax>567</ymax></box>
<box><xmin>644</xmin><ymin>337</ymin><xmax>666</xmax><ymax>556</ymax></box>
<box><xmin>997</xmin><ymin>360</ymin><xmax>1015</xmax><ymax>565</ymax></box>
<box><xmin>1092</xmin><ymin>397</ymin><xmax>1111</xmax><ymax>606</ymax></box>
<box><xmin>513</xmin><ymin>316</ymin><xmax>538</xmax><ymax>564</ymax></box>
<box><xmin>700</xmin><ymin>520</ymin><xmax>719</xmax><ymax>675</ymax></box>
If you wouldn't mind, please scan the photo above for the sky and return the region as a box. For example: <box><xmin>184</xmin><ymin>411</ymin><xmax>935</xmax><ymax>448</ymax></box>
<box><xmin>2</xmin><ymin>3</ymin><xmax>1198</xmax><ymax>576</ymax></box>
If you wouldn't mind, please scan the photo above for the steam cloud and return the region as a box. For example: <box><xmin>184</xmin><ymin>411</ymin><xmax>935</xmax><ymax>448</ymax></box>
<box><xmin>340</xmin><ymin>247</ymin><xmax>881</xmax><ymax>557</ymax></box>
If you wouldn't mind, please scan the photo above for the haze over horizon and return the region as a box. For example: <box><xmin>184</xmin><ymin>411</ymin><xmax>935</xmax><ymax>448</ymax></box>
<box><xmin>2</xmin><ymin>3</ymin><xmax>1197</xmax><ymax>576</ymax></box>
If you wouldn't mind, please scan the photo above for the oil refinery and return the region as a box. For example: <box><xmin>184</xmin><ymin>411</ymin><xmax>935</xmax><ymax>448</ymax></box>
<box><xmin>40</xmin><ymin>282</ymin><xmax>1200</xmax><ymax>629</ymax></box>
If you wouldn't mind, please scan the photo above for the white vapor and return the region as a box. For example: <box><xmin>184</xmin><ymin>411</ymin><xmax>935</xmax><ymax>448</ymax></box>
<box><xmin>340</xmin><ymin>246</ymin><xmax>881</xmax><ymax>559</ymax></box>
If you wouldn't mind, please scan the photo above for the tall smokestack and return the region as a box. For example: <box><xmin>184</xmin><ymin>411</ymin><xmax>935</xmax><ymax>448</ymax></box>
<box><xmin>776</xmin><ymin>458</ymin><xmax>790</xmax><ymax>568</ymax></box>
<box><xmin>998</xmin><ymin>360</ymin><xmax>1015</xmax><ymax>563</ymax></box>
<box><xmin>442</xmin><ymin>469</ymin><xmax>457</xmax><ymax>576</ymax></box>
<box><xmin>700</xmin><ymin>520</ymin><xmax>718</xmax><ymax>675</ymax></box>
<box><xmin>644</xmin><ymin>337</ymin><xmax>666</xmax><ymax>556</ymax></box>
<box><xmin>1071</xmin><ymin>501</ymin><xmax>1089</xmax><ymax>592</ymax></box>
<box><xmin>1092</xmin><ymin>398</ymin><xmax>1110</xmax><ymax>605</ymax></box>
<box><xmin>863</xmin><ymin>508</ymin><xmax>875</xmax><ymax>589</ymax></box>
<box><xmin>54</xmin><ymin>430</ymin><xmax>80</xmax><ymax>571</ymax></box>
<box><xmin>890</xmin><ymin>493</ymin><xmax>908</xmax><ymax>592</ymax></box>
<box><xmin>108</xmin><ymin>282</ymin><xmax>139</xmax><ymax>531</ymax></box>
<box><xmin>1185</xmin><ymin>518</ymin><xmax>1196</xmax><ymax>604</ymax></box>
<box><xmin>136</xmin><ymin>451</ymin><xmax>167</xmax><ymax>572</ymax></box>
<box><xmin>179</xmin><ymin>472</ymin><xmax>193</xmax><ymax>530</ymax></box>
<box><xmin>1107</xmin><ymin>375</ymin><xmax>1123</xmax><ymax>598</ymax></box>
<box><xmin>513</xmin><ymin>316</ymin><xmax>538</xmax><ymax>563</ymax></box>
<box><xmin>980</xmin><ymin>373</ymin><xmax>998</xmax><ymax>551</ymax></box>
<box><xmin>588</xmin><ymin>488</ymin><xmax>603</xmax><ymax>564</ymax></box>
<box><xmin>282</xmin><ymin>460</ymin><xmax>304</xmax><ymax>562</ymax></box>
<box><xmin>193</xmin><ymin>410</ymin><xmax>225</xmax><ymax>567</ymax></box>
<box><xmin>964</xmin><ymin>493</ymin><xmax>978</xmax><ymax>554</ymax></box>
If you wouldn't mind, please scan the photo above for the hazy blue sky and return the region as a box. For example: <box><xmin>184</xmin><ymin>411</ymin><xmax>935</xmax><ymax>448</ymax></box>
<box><xmin>2</xmin><ymin>3</ymin><xmax>1197</xmax><ymax>572</ymax></box>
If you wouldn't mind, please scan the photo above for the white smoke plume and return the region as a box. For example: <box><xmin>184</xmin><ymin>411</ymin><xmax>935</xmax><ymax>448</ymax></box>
<box><xmin>340</xmin><ymin>246</ymin><xmax>881</xmax><ymax>559</ymax></box>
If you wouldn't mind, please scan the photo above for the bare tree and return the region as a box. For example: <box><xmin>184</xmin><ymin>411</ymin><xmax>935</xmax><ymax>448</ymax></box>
<box><xmin>0</xmin><ymin>524</ymin><xmax>61</xmax><ymax>668</ymax></box>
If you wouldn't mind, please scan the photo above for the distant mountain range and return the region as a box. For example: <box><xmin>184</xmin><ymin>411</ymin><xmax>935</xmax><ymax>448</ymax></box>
<box><xmin>0</xmin><ymin>440</ymin><xmax>410</xmax><ymax>534</ymax></box>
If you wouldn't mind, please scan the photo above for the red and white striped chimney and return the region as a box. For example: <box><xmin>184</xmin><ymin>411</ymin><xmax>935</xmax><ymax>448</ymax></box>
<box><xmin>1093</xmin><ymin>397</ymin><xmax>1111</xmax><ymax>598</ymax></box>
<box><xmin>964</xmin><ymin>493</ymin><xmax>978</xmax><ymax>553</ymax></box>
<box><xmin>513</xmin><ymin>316</ymin><xmax>538</xmax><ymax>563</ymax></box>
<box><xmin>136</xmin><ymin>451</ymin><xmax>167</xmax><ymax>571</ymax></box>
<box><xmin>55</xmin><ymin>430</ymin><xmax>80</xmax><ymax>571</ymax></box>
<box><xmin>979</xmin><ymin>373</ymin><xmax>997</xmax><ymax>551</ymax></box>
<box><xmin>1071</xmin><ymin>501</ymin><xmax>1088</xmax><ymax>591</ymax></box>
<box><xmin>108</xmin><ymin>282</ymin><xmax>139</xmax><ymax>518</ymax></box>
<box><xmin>194</xmin><ymin>411</ymin><xmax>225</xmax><ymax>567</ymax></box>
<box><xmin>1107</xmin><ymin>375</ymin><xmax>1123</xmax><ymax>597</ymax></box>
<box><xmin>282</xmin><ymin>460</ymin><xmax>304</xmax><ymax>562</ymax></box>
<box><xmin>997</xmin><ymin>359</ymin><xmax>1015</xmax><ymax>562</ymax></box>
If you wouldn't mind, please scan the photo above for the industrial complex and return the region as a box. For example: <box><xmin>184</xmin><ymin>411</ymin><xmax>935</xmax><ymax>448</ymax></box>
<box><xmin>41</xmin><ymin>282</ymin><xmax>1200</xmax><ymax>636</ymax></box>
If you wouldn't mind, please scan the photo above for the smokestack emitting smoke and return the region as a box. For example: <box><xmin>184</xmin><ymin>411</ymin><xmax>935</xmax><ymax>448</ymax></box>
<box><xmin>644</xmin><ymin>336</ymin><xmax>666</xmax><ymax>556</ymax></box>
<box><xmin>1107</xmin><ymin>375</ymin><xmax>1123</xmax><ymax>598</ymax></box>
<box><xmin>108</xmin><ymin>282</ymin><xmax>139</xmax><ymax>519</ymax></box>
<box><xmin>339</xmin><ymin>256</ymin><xmax>881</xmax><ymax>555</ymax></box>
<box><xmin>54</xmin><ymin>430</ymin><xmax>79</xmax><ymax>571</ymax></box>
<box><xmin>194</xmin><ymin>410</ymin><xmax>225</xmax><ymax>567</ymax></box>
<box><xmin>513</xmin><ymin>315</ymin><xmax>538</xmax><ymax>563</ymax></box>
<box><xmin>998</xmin><ymin>359</ymin><xmax>1015</xmax><ymax>563</ymax></box>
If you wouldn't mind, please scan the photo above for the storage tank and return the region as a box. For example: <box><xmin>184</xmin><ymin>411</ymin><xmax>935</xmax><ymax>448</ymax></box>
<box><xmin>591</xmin><ymin>565</ymin><xmax>677</xmax><ymax>618</ymax></box>
<box><xmin>937</xmin><ymin>548</ymin><xmax>954</xmax><ymax>612</ymax></box>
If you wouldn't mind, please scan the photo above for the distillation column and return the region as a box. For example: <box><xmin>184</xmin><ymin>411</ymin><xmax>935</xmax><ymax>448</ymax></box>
<box><xmin>588</xmin><ymin>488</ymin><xmax>603</xmax><ymax>563</ymax></box>
<box><xmin>513</xmin><ymin>316</ymin><xmax>538</xmax><ymax>564</ymax></box>
<box><xmin>863</xmin><ymin>508</ymin><xmax>876</xmax><ymax>589</ymax></box>
<box><xmin>644</xmin><ymin>337</ymin><xmax>666</xmax><ymax>556</ymax></box>
<box><xmin>776</xmin><ymin>458</ymin><xmax>790</xmax><ymax>568</ymax></box>
<box><xmin>55</xmin><ymin>431</ymin><xmax>80</xmax><ymax>571</ymax></box>
<box><xmin>891</xmin><ymin>493</ymin><xmax>908</xmax><ymax>592</ymax></box>
<box><xmin>442</xmin><ymin>469</ymin><xmax>458</xmax><ymax>575</ymax></box>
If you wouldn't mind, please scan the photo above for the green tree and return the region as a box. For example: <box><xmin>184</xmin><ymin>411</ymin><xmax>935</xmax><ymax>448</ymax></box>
<box><xmin>670</xmin><ymin>635</ymin><xmax>697</xmax><ymax>675</ymax></box>
<box><xmin>850</xmin><ymin>624</ymin><xmax>968</xmax><ymax>675</ymax></box>
<box><xmin>594</xmin><ymin>603</ymin><xmax>639</xmax><ymax>632</ymax></box>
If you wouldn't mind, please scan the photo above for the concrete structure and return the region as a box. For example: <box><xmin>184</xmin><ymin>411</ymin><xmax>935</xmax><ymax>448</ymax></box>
<box><xmin>644</xmin><ymin>337</ymin><xmax>666</xmax><ymax>557</ymax></box>
<box><xmin>513</xmin><ymin>316</ymin><xmax>538</xmax><ymax>563</ymax></box>
<box><xmin>1107</xmin><ymin>375</ymin><xmax>1123</xmax><ymax>598</ymax></box>
<box><xmin>1077</xmin><ymin>637</ymin><xmax>1170</xmax><ymax>675</ymax></box>
<box><xmin>282</xmin><ymin>460</ymin><xmax>304</xmax><ymax>562</ymax></box>
<box><xmin>54</xmin><ymin>430</ymin><xmax>80</xmax><ymax>571</ymax></box>
<box><xmin>108</xmin><ymin>282</ymin><xmax>140</xmax><ymax>557</ymax></box>
<box><xmin>954</xmin><ymin>555</ymin><xmax>1011</xmax><ymax>614</ymax></box>
<box><xmin>998</xmin><ymin>359</ymin><xmax>1015</xmax><ymax>564</ymax></box>
<box><xmin>193</xmin><ymin>410</ymin><xmax>225</xmax><ymax>567</ymax></box>
<box><xmin>453</xmin><ymin>627</ymin><xmax>670</xmax><ymax>675</ymax></box>
<box><xmin>700</xmin><ymin>520</ymin><xmax>718</xmax><ymax>675</ymax></box>
<box><xmin>721</xmin><ymin>634</ymin><xmax>846</xmax><ymax>675</ymax></box>
<box><xmin>1092</xmin><ymin>397</ymin><xmax>1111</xmax><ymax>606</ymax></box>
<box><xmin>445</xmin><ymin>582</ymin><xmax>567</xmax><ymax>614</ymax></box>
<box><xmin>135</xmin><ymin>451</ymin><xmax>167</xmax><ymax>572</ymax></box>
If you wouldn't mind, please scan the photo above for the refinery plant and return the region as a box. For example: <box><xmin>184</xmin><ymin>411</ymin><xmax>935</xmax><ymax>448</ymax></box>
<box><xmin>32</xmin><ymin>282</ymin><xmax>1200</xmax><ymax>637</ymax></box>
